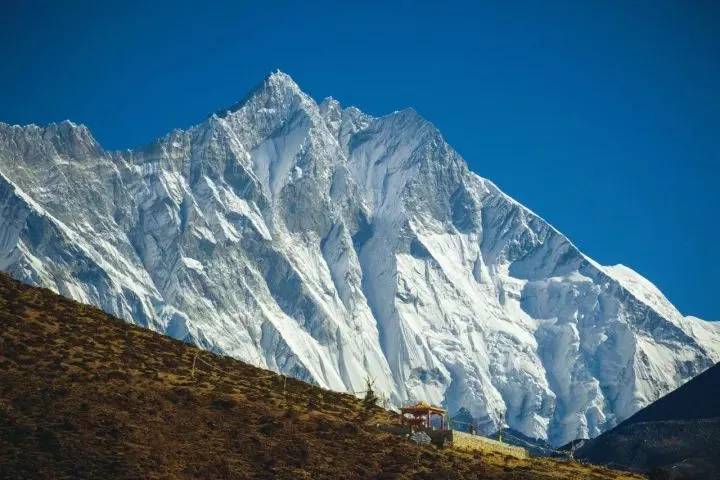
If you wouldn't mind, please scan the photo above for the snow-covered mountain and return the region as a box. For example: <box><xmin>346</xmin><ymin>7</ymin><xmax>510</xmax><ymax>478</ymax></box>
<box><xmin>1</xmin><ymin>71</ymin><xmax>718</xmax><ymax>446</ymax></box>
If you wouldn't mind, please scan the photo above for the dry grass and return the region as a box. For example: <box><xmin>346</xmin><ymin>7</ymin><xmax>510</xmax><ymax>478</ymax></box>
<box><xmin>0</xmin><ymin>273</ymin><xmax>643</xmax><ymax>479</ymax></box>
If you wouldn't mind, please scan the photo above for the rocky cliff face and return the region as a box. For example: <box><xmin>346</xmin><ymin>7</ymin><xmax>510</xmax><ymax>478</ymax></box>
<box><xmin>1</xmin><ymin>71</ymin><xmax>718</xmax><ymax>445</ymax></box>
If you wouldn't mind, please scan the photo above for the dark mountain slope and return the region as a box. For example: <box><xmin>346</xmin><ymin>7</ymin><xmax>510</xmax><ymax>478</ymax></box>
<box><xmin>0</xmin><ymin>272</ymin><xmax>638</xmax><ymax>479</ymax></box>
<box><xmin>621</xmin><ymin>362</ymin><xmax>720</xmax><ymax>424</ymax></box>
<box><xmin>577</xmin><ymin>362</ymin><xmax>720</xmax><ymax>479</ymax></box>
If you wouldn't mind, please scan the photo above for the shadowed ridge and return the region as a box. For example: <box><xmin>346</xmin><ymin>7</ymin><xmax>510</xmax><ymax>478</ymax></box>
<box><xmin>621</xmin><ymin>361</ymin><xmax>720</xmax><ymax>426</ymax></box>
<box><xmin>576</xmin><ymin>362</ymin><xmax>720</xmax><ymax>479</ymax></box>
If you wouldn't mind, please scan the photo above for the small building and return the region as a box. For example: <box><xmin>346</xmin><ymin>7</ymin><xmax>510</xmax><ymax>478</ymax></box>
<box><xmin>400</xmin><ymin>401</ymin><xmax>447</xmax><ymax>430</ymax></box>
<box><xmin>393</xmin><ymin>402</ymin><xmax>529</xmax><ymax>459</ymax></box>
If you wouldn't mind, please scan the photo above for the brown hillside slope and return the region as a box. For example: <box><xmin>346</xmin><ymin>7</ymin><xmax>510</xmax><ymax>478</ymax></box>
<box><xmin>0</xmin><ymin>272</ymin><xmax>642</xmax><ymax>480</ymax></box>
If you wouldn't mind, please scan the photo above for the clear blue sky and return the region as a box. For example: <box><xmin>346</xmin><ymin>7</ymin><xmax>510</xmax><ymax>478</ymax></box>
<box><xmin>1</xmin><ymin>1</ymin><xmax>718</xmax><ymax>319</ymax></box>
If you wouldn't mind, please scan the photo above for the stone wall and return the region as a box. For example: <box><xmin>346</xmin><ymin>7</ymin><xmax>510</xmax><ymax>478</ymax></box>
<box><xmin>378</xmin><ymin>425</ymin><xmax>529</xmax><ymax>459</ymax></box>
<box><xmin>450</xmin><ymin>431</ymin><xmax>529</xmax><ymax>459</ymax></box>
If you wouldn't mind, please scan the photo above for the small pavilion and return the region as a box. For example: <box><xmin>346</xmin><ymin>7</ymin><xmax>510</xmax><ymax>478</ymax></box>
<box><xmin>400</xmin><ymin>401</ymin><xmax>446</xmax><ymax>430</ymax></box>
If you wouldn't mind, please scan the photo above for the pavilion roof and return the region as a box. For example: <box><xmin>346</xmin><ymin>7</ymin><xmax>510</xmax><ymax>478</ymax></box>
<box><xmin>400</xmin><ymin>401</ymin><xmax>446</xmax><ymax>414</ymax></box>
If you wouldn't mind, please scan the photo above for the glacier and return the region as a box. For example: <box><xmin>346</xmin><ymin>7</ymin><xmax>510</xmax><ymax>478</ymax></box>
<box><xmin>1</xmin><ymin>71</ymin><xmax>718</xmax><ymax>446</ymax></box>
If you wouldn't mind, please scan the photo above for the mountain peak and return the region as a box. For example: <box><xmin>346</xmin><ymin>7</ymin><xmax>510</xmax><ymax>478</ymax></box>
<box><xmin>264</xmin><ymin>69</ymin><xmax>299</xmax><ymax>89</ymax></box>
<box><xmin>215</xmin><ymin>69</ymin><xmax>305</xmax><ymax>118</ymax></box>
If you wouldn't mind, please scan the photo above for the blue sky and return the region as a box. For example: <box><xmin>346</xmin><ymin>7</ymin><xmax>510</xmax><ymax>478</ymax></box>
<box><xmin>1</xmin><ymin>0</ymin><xmax>718</xmax><ymax>319</ymax></box>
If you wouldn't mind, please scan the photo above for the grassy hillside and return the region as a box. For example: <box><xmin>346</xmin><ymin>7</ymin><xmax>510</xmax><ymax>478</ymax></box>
<box><xmin>0</xmin><ymin>272</ymin><xmax>642</xmax><ymax>480</ymax></box>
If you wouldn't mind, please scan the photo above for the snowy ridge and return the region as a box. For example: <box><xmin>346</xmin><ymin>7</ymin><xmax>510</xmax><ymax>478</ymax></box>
<box><xmin>1</xmin><ymin>71</ymin><xmax>718</xmax><ymax>446</ymax></box>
